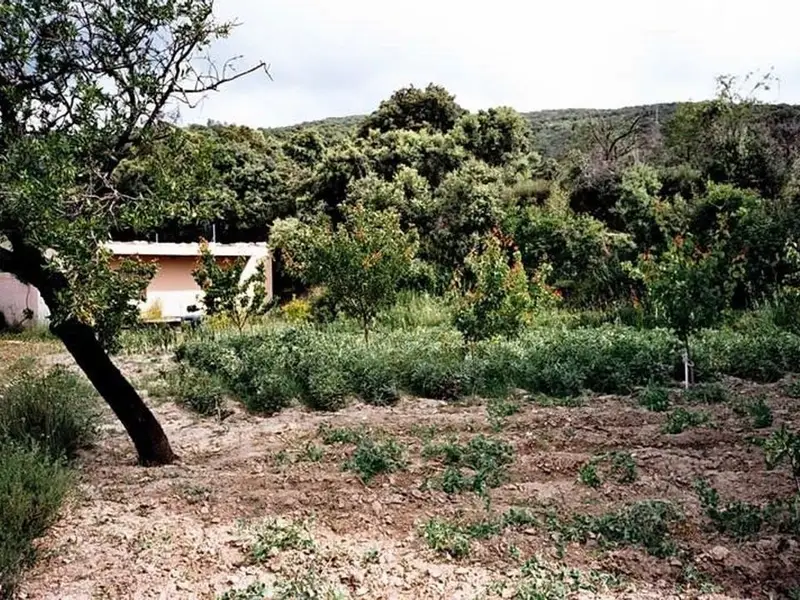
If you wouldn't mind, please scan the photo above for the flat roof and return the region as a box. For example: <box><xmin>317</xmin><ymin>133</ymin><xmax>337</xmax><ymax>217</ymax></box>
<box><xmin>104</xmin><ymin>241</ymin><xmax>269</xmax><ymax>258</ymax></box>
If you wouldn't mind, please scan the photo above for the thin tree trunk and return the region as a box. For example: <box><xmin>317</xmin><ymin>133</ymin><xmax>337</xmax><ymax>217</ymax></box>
<box><xmin>52</xmin><ymin>317</ymin><xmax>177</xmax><ymax>466</ymax></box>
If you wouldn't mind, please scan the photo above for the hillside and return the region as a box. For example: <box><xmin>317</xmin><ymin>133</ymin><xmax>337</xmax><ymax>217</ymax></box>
<box><xmin>263</xmin><ymin>103</ymin><xmax>682</xmax><ymax>157</ymax></box>
<box><xmin>263</xmin><ymin>101</ymin><xmax>800</xmax><ymax>158</ymax></box>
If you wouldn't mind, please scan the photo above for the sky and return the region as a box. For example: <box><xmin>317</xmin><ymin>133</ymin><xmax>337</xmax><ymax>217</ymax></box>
<box><xmin>181</xmin><ymin>0</ymin><xmax>800</xmax><ymax>128</ymax></box>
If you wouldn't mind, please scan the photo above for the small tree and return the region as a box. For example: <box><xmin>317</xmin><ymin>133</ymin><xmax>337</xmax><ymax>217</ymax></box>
<box><xmin>451</xmin><ymin>234</ymin><xmax>537</xmax><ymax>343</ymax></box>
<box><xmin>191</xmin><ymin>240</ymin><xmax>270</xmax><ymax>332</ymax></box>
<box><xmin>633</xmin><ymin>234</ymin><xmax>741</xmax><ymax>387</ymax></box>
<box><xmin>271</xmin><ymin>204</ymin><xmax>418</xmax><ymax>342</ymax></box>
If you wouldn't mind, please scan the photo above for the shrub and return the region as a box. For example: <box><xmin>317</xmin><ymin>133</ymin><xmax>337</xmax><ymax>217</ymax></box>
<box><xmin>0</xmin><ymin>365</ymin><xmax>99</xmax><ymax>460</ymax></box>
<box><xmin>169</xmin><ymin>365</ymin><xmax>227</xmax><ymax>417</ymax></box>
<box><xmin>281</xmin><ymin>296</ymin><xmax>312</xmax><ymax>323</ymax></box>
<box><xmin>662</xmin><ymin>408</ymin><xmax>709</xmax><ymax>434</ymax></box>
<box><xmin>638</xmin><ymin>385</ymin><xmax>671</xmax><ymax>412</ymax></box>
<box><xmin>0</xmin><ymin>444</ymin><xmax>71</xmax><ymax>596</ymax></box>
<box><xmin>342</xmin><ymin>350</ymin><xmax>400</xmax><ymax>406</ymax></box>
<box><xmin>271</xmin><ymin>204</ymin><xmax>419</xmax><ymax>343</ymax></box>
<box><xmin>451</xmin><ymin>234</ymin><xmax>535</xmax><ymax>342</ymax></box>
<box><xmin>344</xmin><ymin>437</ymin><xmax>406</xmax><ymax>483</ymax></box>
<box><xmin>695</xmin><ymin>328</ymin><xmax>800</xmax><ymax>383</ymax></box>
<box><xmin>683</xmin><ymin>382</ymin><xmax>729</xmax><ymax>404</ymax></box>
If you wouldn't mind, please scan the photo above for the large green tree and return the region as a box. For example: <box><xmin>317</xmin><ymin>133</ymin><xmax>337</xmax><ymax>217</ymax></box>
<box><xmin>0</xmin><ymin>0</ymin><xmax>267</xmax><ymax>465</ymax></box>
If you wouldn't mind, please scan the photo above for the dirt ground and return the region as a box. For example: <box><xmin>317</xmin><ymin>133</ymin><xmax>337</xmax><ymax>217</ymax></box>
<box><xmin>5</xmin><ymin>343</ymin><xmax>800</xmax><ymax>600</ymax></box>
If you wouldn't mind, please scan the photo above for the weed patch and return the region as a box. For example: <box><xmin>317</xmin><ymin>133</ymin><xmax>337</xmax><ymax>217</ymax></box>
<box><xmin>683</xmin><ymin>382</ymin><xmax>729</xmax><ymax>404</ymax></box>
<box><xmin>318</xmin><ymin>424</ymin><xmax>368</xmax><ymax>445</ymax></box>
<box><xmin>249</xmin><ymin>518</ymin><xmax>315</xmax><ymax>562</ymax></box>
<box><xmin>695</xmin><ymin>480</ymin><xmax>800</xmax><ymax>539</ymax></box>
<box><xmin>343</xmin><ymin>437</ymin><xmax>406</xmax><ymax>483</ymax></box>
<box><xmin>0</xmin><ymin>365</ymin><xmax>99</xmax><ymax>460</ymax></box>
<box><xmin>547</xmin><ymin>500</ymin><xmax>681</xmax><ymax>557</ymax></box>
<box><xmin>733</xmin><ymin>395</ymin><xmax>773</xmax><ymax>429</ymax></box>
<box><xmin>0</xmin><ymin>444</ymin><xmax>71</xmax><ymax>596</ymax></box>
<box><xmin>638</xmin><ymin>385</ymin><xmax>671</xmax><ymax>412</ymax></box>
<box><xmin>508</xmin><ymin>556</ymin><xmax>621</xmax><ymax>599</ymax></box>
<box><xmin>424</xmin><ymin>435</ymin><xmax>514</xmax><ymax>495</ymax></box>
<box><xmin>662</xmin><ymin>408</ymin><xmax>709</xmax><ymax>434</ymax></box>
<box><xmin>577</xmin><ymin>451</ymin><xmax>638</xmax><ymax>488</ymax></box>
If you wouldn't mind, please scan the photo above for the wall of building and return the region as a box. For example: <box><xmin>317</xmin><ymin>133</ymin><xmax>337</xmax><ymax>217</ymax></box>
<box><xmin>0</xmin><ymin>273</ymin><xmax>50</xmax><ymax>327</ymax></box>
<box><xmin>110</xmin><ymin>253</ymin><xmax>272</xmax><ymax>321</ymax></box>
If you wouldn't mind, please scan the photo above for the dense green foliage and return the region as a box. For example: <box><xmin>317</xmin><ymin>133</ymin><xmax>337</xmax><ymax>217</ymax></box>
<box><xmin>107</xmin><ymin>73</ymin><xmax>800</xmax><ymax>324</ymax></box>
<box><xmin>173</xmin><ymin>307</ymin><xmax>800</xmax><ymax>415</ymax></box>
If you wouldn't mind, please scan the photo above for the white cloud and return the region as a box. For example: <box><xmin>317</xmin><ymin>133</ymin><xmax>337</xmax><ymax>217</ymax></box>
<box><xmin>182</xmin><ymin>0</ymin><xmax>800</xmax><ymax>127</ymax></box>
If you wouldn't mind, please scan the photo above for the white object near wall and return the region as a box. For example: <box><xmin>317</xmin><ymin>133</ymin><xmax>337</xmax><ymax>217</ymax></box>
<box><xmin>0</xmin><ymin>272</ymin><xmax>51</xmax><ymax>327</ymax></box>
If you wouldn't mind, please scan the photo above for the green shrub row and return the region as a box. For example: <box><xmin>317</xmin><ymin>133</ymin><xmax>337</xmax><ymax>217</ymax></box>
<box><xmin>176</xmin><ymin>323</ymin><xmax>800</xmax><ymax>414</ymax></box>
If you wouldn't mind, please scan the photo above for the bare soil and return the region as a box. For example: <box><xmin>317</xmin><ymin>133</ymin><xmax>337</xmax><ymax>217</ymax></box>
<box><xmin>7</xmin><ymin>345</ymin><xmax>800</xmax><ymax>600</ymax></box>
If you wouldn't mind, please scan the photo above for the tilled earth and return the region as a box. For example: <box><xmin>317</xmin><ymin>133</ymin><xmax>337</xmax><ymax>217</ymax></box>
<box><xmin>9</xmin><ymin>347</ymin><xmax>800</xmax><ymax>600</ymax></box>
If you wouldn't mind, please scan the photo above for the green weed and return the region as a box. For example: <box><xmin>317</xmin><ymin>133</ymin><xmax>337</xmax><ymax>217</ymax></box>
<box><xmin>486</xmin><ymin>397</ymin><xmax>521</xmax><ymax>430</ymax></box>
<box><xmin>299</xmin><ymin>442</ymin><xmax>325</xmax><ymax>462</ymax></box>
<box><xmin>0</xmin><ymin>444</ymin><xmax>71</xmax><ymax>595</ymax></box>
<box><xmin>343</xmin><ymin>437</ymin><xmax>406</xmax><ymax>483</ymax></box>
<box><xmin>0</xmin><ymin>365</ymin><xmax>99</xmax><ymax>460</ymax></box>
<box><xmin>683</xmin><ymin>382</ymin><xmax>729</xmax><ymax>404</ymax></box>
<box><xmin>424</xmin><ymin>435</ymin><xmax>514</xmax><ymax>495</ymax></box>
<box><xmin>662</xmin><ymin>408</ymin><xmax>709</xmax><ymax>434</ymax></box>
<box><xmin>578</xmin><ymin>452</ymin><xmax>638</xmax><ymax>488</ymax></box>
<box><xmin>547</xmin><ymin>500</ymin><xmax>681</xmax><ymax>557</ymax></box>
<box><xmin>736</xmin><ymin>395</ymin><xmax>774</xmax><ymax>429</ymax></box>
<box><xmin>318</xmin><ymin>424</ymin><xmax>368</xmax><ymax>445</ymax></box>
<box><xmin>421</xmin><ymin>518</ymin><xmax>471</xmax><ymax>559</ymax></box>
<box><xmin>249</xmin><ymin>518</ymin><xmax>315</xmax><ymax>562</ymax></box>
<box><xmin>578</xmin><ymin>461</ymin><xmax>601</xmax><ymax>488</ymax></box>
<box><xmin>638</xmin><ymin>385</ymin><xmax>671</xmax><ymax>412</ymax></box>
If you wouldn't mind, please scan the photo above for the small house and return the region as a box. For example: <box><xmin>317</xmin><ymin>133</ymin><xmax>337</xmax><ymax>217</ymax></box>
<box><xmin>0</xmin><ymin>241</ymin><xmax>272</xmax><ymax>327</ymax></box>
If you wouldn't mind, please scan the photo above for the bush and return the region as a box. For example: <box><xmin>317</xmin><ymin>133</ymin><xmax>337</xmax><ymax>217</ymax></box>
<box><xmin>695</xmin><ymin>328</ymin><xmax>800</xmax><ymax>383</ymax></box>
<box><xmin>0</xmin><ymin>444</ymin><xmax>71</xmax><ymax>596</ymax></box>
<box><xmin>281</xmin><ymin>296</ymin><xmax>312</xmax><ymax>324</ymax></box>
<box><xmin>169</xmin><ymin>365</ymin><xmax>227</xmax><ymax>417</ymax></box>
<box><xmin>344</xmin><ymin>437</ymin><xmax>406</xmax><ymax>483</ymax></box>
<box><xmin>178</xmin><ymin>321</ymin><xmax>800</xmax><ymax>417</ymax></box>
<box><xmin>344</xmin><ymin>351</ymin><xmax>400</xmax><ymax>406</ymax></box>
<box><xmin>0</xmin><ymin>365</ymin><xmax>99</xmax><ymax>460</ymax></box>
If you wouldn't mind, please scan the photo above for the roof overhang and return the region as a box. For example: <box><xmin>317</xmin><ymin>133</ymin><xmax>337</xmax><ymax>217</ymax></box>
<box><xmin>103</xmin><ymin>241</ymin><xmax>270</xmax><ymax>258</ymax></box>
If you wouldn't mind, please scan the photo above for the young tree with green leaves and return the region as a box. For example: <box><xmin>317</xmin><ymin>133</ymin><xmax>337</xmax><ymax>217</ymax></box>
<box><xmin>631</xmin><ymin>234</ymin><xmax>742</xmax><ymax>387</ymax></box>
<box><xmin>191</xmin><ymin>240</ymin><xmax>270</xmax><ymax>333</ymax></box>
<box><xmin>0</xmin><ymin>0</ymin><xmax>268</xmax><ymax>465</ymax></box>
<box><xmin>451</xmin><ymin>233</ymin><xmax>535</xmax><ymax>343</ymax></box>
<box><xmin>271</xmin><ymin>204</ymin><xmax>418</xmax><ymax>343</ymax></box>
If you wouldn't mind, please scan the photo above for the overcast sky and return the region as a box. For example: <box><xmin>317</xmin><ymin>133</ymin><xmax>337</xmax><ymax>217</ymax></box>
<box><xmin>181</xmin><ymin>0</ymin><xmax>800</xmax><ymax>128</ymax></box>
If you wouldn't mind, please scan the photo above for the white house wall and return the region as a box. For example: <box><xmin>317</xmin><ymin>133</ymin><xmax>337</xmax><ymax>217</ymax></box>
<box><xmin>0</xmin><ymin>273</ymin><xmax>50</xmax><ymax>326</ymax></box>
